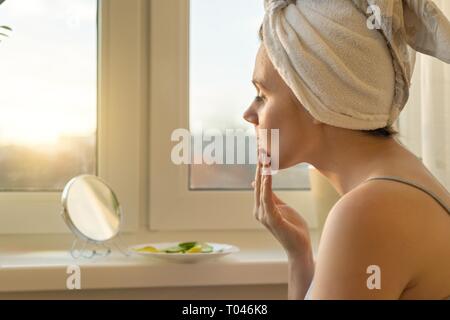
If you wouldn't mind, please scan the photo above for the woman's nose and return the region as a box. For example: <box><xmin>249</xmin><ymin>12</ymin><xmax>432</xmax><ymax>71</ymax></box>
<box><xmin>243</xmin><ymin>105</ymin><xmax>258</xmax><ymax>125</ymax></box>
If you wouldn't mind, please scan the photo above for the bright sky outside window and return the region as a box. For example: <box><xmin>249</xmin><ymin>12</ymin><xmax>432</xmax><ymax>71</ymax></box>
<box><xmin>0</xmin><ymin>0</ymin><xmax>97</xmax><ymax>191</ymax></box>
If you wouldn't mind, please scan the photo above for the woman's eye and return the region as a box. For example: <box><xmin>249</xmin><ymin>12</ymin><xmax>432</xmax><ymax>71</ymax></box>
<box><xmin>254</xmin><ymin>95</ymin><xmax>265</xmax><ymax>103</ymax></box>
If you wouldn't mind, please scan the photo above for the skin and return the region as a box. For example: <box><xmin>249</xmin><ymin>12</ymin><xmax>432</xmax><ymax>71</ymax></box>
<box><xmin>243</xmin><ymin>44</ymin><xmax>450</xmax><ymax>300</ymax></box>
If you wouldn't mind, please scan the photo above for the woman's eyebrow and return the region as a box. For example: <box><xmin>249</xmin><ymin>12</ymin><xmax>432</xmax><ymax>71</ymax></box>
<box><xmin>252</xmin><ymin>79</ymin><xmax>268</xmax><ymax>91</ymax></box>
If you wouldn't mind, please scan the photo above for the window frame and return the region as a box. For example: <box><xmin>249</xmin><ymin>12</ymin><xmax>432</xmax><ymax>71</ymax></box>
<box><xmin>148</xmin><ymin>0</ymin><xmax>317</xmax><ymax>231</ymax></box>
<box><xmin>0</xmin><ymin>0</ymin><xmax>147</xmax><ymax>234</ymax></box>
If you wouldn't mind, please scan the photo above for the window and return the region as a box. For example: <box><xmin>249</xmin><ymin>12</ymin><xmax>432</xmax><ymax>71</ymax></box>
<box><xmin>0</xmin><ymin>0</ymin><xmax>146</xmax><ymax>234</ymax></box>
<box><xmin>0</xmin><ymin>0</ymin><xmax>97</xmax><ymax>191</ymax></box>
<box><xmin>189</xmin><ymin>0</ymin><xmax>311</xmax><ymax>190</ymax></box>
<box><xmin>149</xmin><ymin>0</ymin><xmax>316</xmax><ymax>231</ymax></box>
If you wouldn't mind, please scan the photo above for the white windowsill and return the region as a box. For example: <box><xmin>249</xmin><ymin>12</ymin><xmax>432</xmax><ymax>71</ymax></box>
<box><xmin>0</xmin><ymin>230</ymin><xmax>320</xmax><ymax>293</ymax></box>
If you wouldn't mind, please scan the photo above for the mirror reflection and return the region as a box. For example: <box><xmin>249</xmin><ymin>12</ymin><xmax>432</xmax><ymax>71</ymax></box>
<box><xmin>61</xmin><ymin>175</ymin><xmax>121</xmax><ymax>243</ymax></box>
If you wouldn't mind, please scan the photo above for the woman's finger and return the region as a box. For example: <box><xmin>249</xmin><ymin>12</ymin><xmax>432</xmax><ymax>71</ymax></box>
<box><xmin>262</xmin><ymin>173</ymin><xmax>275</xmax><ymax>212</ymax></box>
<box><xmin>260</xmin><ymin>170</ymin><xmax>266</xmax><ymax>220</ymax></box>
<box><xmin>262</xmin><ymin>173</ymin><xmax>283</xmax><ymax>225</ymax></box>
<box><xmin>256</xmin><ymin>174</ymin><xmax>285</xmax><ymax>205</ymax></box>
<box><xmin>254</xmin><ymin>163</ymin><xmax>262</xmax><ymax>219</ymax></box>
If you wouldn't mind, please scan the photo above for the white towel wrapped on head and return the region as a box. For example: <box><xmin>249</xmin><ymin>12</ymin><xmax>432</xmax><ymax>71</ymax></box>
<box><xmin>262</xmin><ymin>0</ymin><xmax>450</xmax><ymax>130</ymax></box>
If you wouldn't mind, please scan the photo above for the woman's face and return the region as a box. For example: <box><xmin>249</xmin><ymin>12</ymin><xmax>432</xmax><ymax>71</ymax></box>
<box><xmin>243</xmin><ymin>45</ymin><xmax>320</xmax><ymax>169</ymax></box>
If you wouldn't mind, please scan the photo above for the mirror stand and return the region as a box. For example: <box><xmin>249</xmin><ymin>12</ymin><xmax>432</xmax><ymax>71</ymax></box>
<box><xmin>68</xmin><ymin>232</ymin><xmax>131</xmax><ymax>260</ymax></box>
<box><xmin>69</xmin><ymin>238</ymin><xmax>111</xmax><ymax>260</ymax></box>
<box><xmin>111</xmin><ymin>232</ymin><xmax>132</xmax><ymax>257</ymax></box>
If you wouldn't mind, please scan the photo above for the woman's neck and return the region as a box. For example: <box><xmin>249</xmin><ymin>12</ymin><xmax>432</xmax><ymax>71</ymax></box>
<box><xmin>309</xmin><ymin>130</ymin><xmax>413</xmax><ymax>196</ymax></box>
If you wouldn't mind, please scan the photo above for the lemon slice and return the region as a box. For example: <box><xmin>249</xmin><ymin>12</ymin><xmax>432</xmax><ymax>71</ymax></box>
<box><xmin>186</xmin><ymin>245</ymin><xmax>203</xmax><ymax>253</ymax></box>
<box><xmin>135</xmin><ymin>246</ymin><xmax>160</xmax><ymax>253</ymax></box>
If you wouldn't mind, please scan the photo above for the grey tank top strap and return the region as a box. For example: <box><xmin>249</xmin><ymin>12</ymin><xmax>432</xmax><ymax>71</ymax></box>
<box><xmin>365</xmin><ymin>176</ymin><xmax>450</xmax><ymax>215</ymax></box>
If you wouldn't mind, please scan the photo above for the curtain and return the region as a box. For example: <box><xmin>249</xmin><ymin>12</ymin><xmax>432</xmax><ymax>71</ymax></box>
<box><xmin>398</xmin><ymin>0</ymin><xmax>450</xmax><ymax>191</ymax></box>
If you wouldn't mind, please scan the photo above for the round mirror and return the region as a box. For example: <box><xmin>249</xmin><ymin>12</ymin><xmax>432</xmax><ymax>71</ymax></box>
<box><xmin>61</xmin><ymin>175</ymin><xmax>122</xmax><ymax>243</ymax></box>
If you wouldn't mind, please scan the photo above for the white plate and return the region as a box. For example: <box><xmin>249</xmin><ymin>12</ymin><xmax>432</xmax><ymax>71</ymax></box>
<box><xmin>129</xmin><ymin>242</ymin><xmax>240</xmax><ymax>263</ymax></box>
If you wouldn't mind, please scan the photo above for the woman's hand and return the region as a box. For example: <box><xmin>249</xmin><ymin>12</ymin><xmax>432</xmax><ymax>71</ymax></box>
<box><xmin>252</xmin><ymin>162</ymin><xmax>315</xmax><ymax>299</ymax></box>
<box><xmin>252</xmin><ymin>162</ymin><xmax>313</xmax><ymax>261</ymax></box>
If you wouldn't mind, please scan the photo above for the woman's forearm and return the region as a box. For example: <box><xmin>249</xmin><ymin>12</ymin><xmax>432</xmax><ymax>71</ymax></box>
<box><xmin>288</xmin><ymin>252</ymin><xmax>315</xmax><ymax>300</ymax></box>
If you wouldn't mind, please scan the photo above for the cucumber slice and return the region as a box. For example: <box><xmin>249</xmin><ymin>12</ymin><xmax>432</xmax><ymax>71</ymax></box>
<box><xmin>164</xmin><ymin>246</ymin><xmax>184</xmax><ymax>253</ymax></box>
<box><xmin>201</xmin><ymin>243</ymin><xmax>213</xmax><ymax>253</ymax></box>
<box><xmin>163</xmin><ymin>242</ymin><xmax>213</xmax><ymax>254</ymax></box>
<box><xmin>178</xmin><ymin>242</ymin><xmax>198</xmax><ymax>250</ymax></box>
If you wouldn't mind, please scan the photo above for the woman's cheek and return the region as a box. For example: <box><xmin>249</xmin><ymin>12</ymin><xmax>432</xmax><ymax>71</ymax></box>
<box><xmin>275</xmin><ymin>116</ymin><xmax>305</xmax><ymax>168</ymax></box>
<box><xmin>257</xmin><ymin>102</ymin><xmax>283</xmax><ymax>157</ymax></box>
<box><xmin>261</xmin><ymin>101</ymin><xmax>283</xmax><ymax>130</ymax></box>
<box><xmin>276</xmin><ymin>131</ymin><xmax>292</xmax><ymax>169</ymax></box>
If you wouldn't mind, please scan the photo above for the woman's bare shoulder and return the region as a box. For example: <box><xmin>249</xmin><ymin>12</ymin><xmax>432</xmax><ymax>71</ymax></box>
<box><xmin>313</xmin><ymin>178</ymin><xmax>450</xmax><ymax>299</ymax></box>
<box><xmin>322</xmin><ymin>180</ymin><xmax>432</xmax><ymax>272</ymax></box>
<box><xmin>313</xmin><ymin>183</ymin><xmax>419</xmax><ymax>299</ymax></box>
<box><xmin>325</xmin><ymin>181</ymin><xmax>419</xmax><ymax>242</ymax></box>
<box><xmin>327</xmin><ymin>179</ymin><xmax>441</xmax><ymax>236</ymax></box>
<box><xmin>325</xmin><ymin>176</ymin><xmax>450</xmax><ymax>299</ymax></box>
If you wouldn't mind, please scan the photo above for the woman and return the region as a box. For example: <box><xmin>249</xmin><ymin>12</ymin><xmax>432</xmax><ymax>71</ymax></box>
<box><xmin>243</xmin><ymin>0</ymin><xmax>450</xmax><ymax>299</ymax></box>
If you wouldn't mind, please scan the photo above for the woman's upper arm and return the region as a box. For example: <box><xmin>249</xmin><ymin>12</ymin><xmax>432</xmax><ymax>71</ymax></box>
<box><xmin>309</xmin><ymin>190</ymin><xmax>417</xmax><ymax>300</ymax></box>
